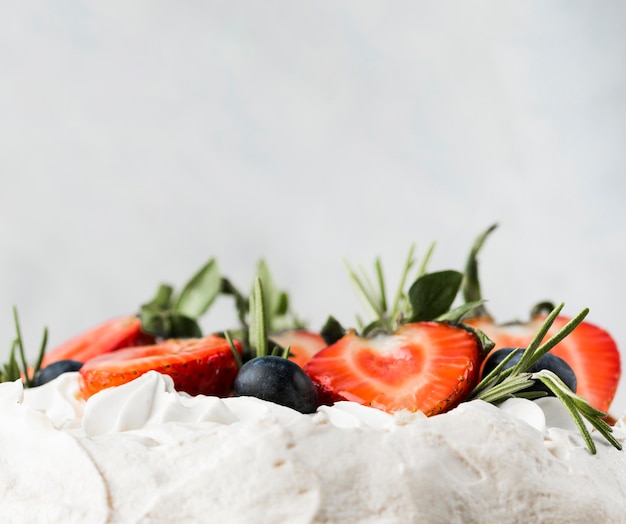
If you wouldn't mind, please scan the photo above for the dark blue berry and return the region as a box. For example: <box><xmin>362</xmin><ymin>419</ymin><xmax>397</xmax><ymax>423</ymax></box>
<box><xmin>530</xmin><ymin>353</ymin><xmax>577</xmax><ymax>394</ymax></box>
<box><xmin>481</xmin><ymin>347</ymin><xmax>523</xmax><ymax>378</ymax></box>
<box><xmin>482</xmin><ymin>348</ymin><xmax>577</xmax><ymax>395</ymax></box>
<box><xmin>232</xmin><ymin>356</ymin><xmax>318</xmax><ymax>414</ymax></box>
<box><xmin>34</xmin><ymin>360</ymin><xmax>83</xmax><ymax>387</ymax></box>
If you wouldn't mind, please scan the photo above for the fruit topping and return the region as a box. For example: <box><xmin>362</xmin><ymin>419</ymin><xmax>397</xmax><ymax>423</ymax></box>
<box><xmin>304</xmin><ymin>246</ymin><xmax>486</xmax><ymax>414</ymax></box>
<box><xmin>224</xmin><ymin>276</ymin><xmax>319</xmax><ymax>412</ymax></box>
<box><xmin>78</xmin><ymin>335</ymin><xmax>242</xmax><ymax>399</ymax></box>
<box><xmin>221</xmin><ymin>260</ymin><xmax>321</xmax><ymax>365</ymax></box>
<box><xmin>462</xmin><ymin>225</ymin><xmax>621</xmax><ymax>413</ymax></box>
<box><xmin>468</xmin><ymin>303</ymin><xmax>621</xmax><ymax>454</ymax></box>
<box><xmin>481</xmin><ymin>347</ymin><xmax>577</xmax><ymax>396</ymax></box>
<box><xmin>269</xmin><ymin>330</ymin><xmax>326</xmax><ymax>368</ymax></box>
<box><xmin>34</xmin><ymin>360</ymin><xmax>83</xmax><ymax>387</ymax></box>
<box><xmin>232</xmin><ymin>355</ymin><xmax>318</xmax><ymax>414</ymax></box>
<box><xmin>42</xmin><ymin>315</ymin><xmax>153</xmax><ymax>366</ymax></box>
<box><xmin>305</xmin><ymin>322</ymin><xmax>481</xmax><ymax>415</ymax></box>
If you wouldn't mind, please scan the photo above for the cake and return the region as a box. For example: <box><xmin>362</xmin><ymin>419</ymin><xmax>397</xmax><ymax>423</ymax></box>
<box><xmin>1</xmin><ymin>228</ymin><xmax>624</xmax><ymax>522</ymax></box>
<box><xmin>2</xmin><ymin>371</ymin><xmax>626</xmax><ymax>523</ymax></box>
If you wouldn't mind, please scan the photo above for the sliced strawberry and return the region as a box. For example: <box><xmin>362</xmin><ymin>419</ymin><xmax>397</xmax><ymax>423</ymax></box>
<box><xmin>466</xmin><ymin>315</ymin><xmax>620</xmax><ymax>413</ymax></box>
<box><xmin>42</xmin><ymin>315</ymin><xmax>154</xmax><ymax>366</ymax></box>
<box><xmin>78</xmin><ymin>335</ymin><xmax>242</xmax><ymax>399</ymax></box>
<box><xmin>269</xmin><ymin>330</ymin><xmax>327</xmax><ymax>368</ymax></box>
<box><xmin>303</xmin><ymin>322</ymin><xmax>481</xmax><ymax>416</ymax></box>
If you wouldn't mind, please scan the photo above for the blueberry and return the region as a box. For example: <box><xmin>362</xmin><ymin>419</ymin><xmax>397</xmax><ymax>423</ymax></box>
<box><xmin>530</xmin><ymin>353</ymin><xmax>577</xmax><ymax>394</ymax></box>
<box><xmin>232</xmin><ymin>356</ymin><xmax>318</xmax><ymax>414</ymax></box>
<box><xmin>481</xmin><ymin>347</ymin><xmax>523</xmax><ymax>378</ymax></box>
<box><xmin>482</xmin><ymin>348</ymin><xmax>577</xmax><ymax>395</ymax></box>
<box><xmin>34</xmin><ymin>360</ymin><xmax>83</xmax><ymax>387</ymax></box>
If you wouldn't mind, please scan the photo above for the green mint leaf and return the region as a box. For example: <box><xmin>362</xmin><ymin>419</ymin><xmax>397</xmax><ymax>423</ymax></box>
<box><xmin>320</xmin><ymin>316</ymin><xmax>346</xmax><ymax>346</ymax></box>
<box><xmin>146</xmin><ymin>284</ymin><xmax>174</xmax><ymax>309</ymax></box>
<box><xmin>220</xmin><ymin>278</ymin><xmax>249</xmax><ymax>326</ymax></box>
<box><xmin>140</xmin><ymin>304</ymin><xmax>173</xmax><ymax>338</ymax></box>
<box><xmin>173</xmin><ymin>259</ymin><xmax>221</xmax><ymax>319</ymax></box>
<box><xmin>408</xmin><ymin>270</ymin><xmax>463</xmax><ymax>322</ymax></box>
<box><xmin>275</xmin><ymin>292</ymin><xmax>289</xmax><ymax>317</ymax></box>
<box><xmin>169</xmin><ymin>314</ymin><xmax>203</xmax><ymax>338</ymax></box>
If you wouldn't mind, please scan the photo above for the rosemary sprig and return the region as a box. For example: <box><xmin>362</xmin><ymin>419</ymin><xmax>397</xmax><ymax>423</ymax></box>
<box><xmin>470</xmin><ymin>304</ymin><xmax>621</xmax><ymax>454</ymax></box>
<box><xmin>343</xmin><ymin>242</ymin><xmax>466</xmax><ymax>336</ymax></box>
<box><xmin>0</xmin><ymin>307</ymin><xmax>48</xmax><ymax>387</ymax></box>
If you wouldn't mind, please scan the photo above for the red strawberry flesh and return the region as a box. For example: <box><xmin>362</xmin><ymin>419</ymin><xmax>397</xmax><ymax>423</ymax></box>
<box><xmin>467</xmin><ymin>315</ymin><xmax>621</xmax><ymax>413</ymax></box>
<box><xmin>42</xmin><ymin>315</ymin><xmax>154</xmax><ymax>366</ymax></box>
<box><xmin>78</xmin><ymin>335</ymin><xmax>241</xmax><ymax>399</ymax></box>
<box><xmin>304</xmin><ymin>322</ymin><xmax>481</xmax><ymax>416</ymax></box>
<box><xmin>270</xmin><ymin>330</ymin><xmax>327</xmax><ymax>368</ymax></box>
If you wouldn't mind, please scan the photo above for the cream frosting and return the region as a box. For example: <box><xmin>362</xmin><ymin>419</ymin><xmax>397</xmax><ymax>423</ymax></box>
<box><xmin>2</xmin><ymin>371</ymin><xmax>626</xmax><ymax>523</ymax></box>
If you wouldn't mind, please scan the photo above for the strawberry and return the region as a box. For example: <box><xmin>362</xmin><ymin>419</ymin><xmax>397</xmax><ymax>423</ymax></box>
<box><xmin>462</xmin><ymin>224</ymin><xmax>621</xmax><ymax>413</ymax></box>
<box><xmin>43</xmin><ymin>259</ymin><xmax>224</xmax><ymax>367</ymax></box>
<box><xmin>269</xmin><ymin>330</ymin><xmax>327</xmax><ymax>368</ymax></box>
<box><xmin>42</xmin><ymin>315</ymin><xmax>154</xmax><ymax>366</ymax></box>
<box><xmin>304</xmin><ymin>322</ymin><xmax>481</xmax><ymax>415</ymax></box>
<box><xmin>465</xmin><ymin>313</ymin><xmax>620</xmax><ymax>413</ymax></box>
<box><xmin>302</xmin><ymin>246</ymin><xmax>487</xmax><ymax>415</ymax></box>
<box><xmin>78</xmin><ymin>335</ymin><xmax>242</xmax><ymax>399</ymax></box>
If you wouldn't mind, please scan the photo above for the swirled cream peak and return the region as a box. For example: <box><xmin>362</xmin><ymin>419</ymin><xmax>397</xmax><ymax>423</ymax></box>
<box><xmin>83</xmin><ymin>371</ymin><xmax>238</xmax><ymax>436</ymax></box>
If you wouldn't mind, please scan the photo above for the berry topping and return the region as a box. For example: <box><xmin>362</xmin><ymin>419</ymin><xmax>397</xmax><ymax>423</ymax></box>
<box><xmin>232</xmin><ymin>355</ymin><xmax>318</xmax><ymax>414</ymax></box>
<box><xmin>42</xmin><ymin>315</ymin><xmax>154</xmax><ymax>366</ymax></box>
<box><xmin>462</xmin><ymin>225</ymin><xmax>621</xmax><ymax>413</ymax></box>
<box><xmin>482</xmin><ymin>347</ymin><xmax>577</xmax><ymax>396</ymax></box>
<box><xmin>304</xmin><ymin>248</ymin><xmax>485</xmax><ymax>415</ymax></box>
<box><xmin>34</xmin><ymin>360</ymin><xmax>83</xmax><ymax>387</ymax></box>
<box><xmin>269</xmin><ymin>330</ymin><xmax>326</xmax><ymax>368</ymax></box>
<box><xmin>305</xmin><ymin>322</ymin><xmax>481</xmax><ymax>414</ymax></box>
<box><xmin>78</xmin><ymin>335</ymin><xmax>241</xmax><ymax>399</ymax></box>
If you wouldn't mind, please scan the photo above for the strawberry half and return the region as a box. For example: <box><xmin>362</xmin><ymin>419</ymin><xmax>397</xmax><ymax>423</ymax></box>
<box><xmin>269</xmin><ymin>330</ymin><xmax>327</xmax><ymax>368</ymax></box>
<box><xmin>42</xmin><ymin>315</ymin><xmax>154</xmax><ymax>366</ymax></box>
<box><xmin>78</xmin><ymin>335</ymin><xmax>242</xmax><ymax>399</ymax></box>
<box><xmin>303</xmin><ymin>322</ymin><xmax>481</xmax><ymax>415</ymax></box>
<box><xmin>466</xmin><ymin>314</ymin><xmax>620</xmax><ymax>413</ymax></box>
<box><xmin>461</xmin><ymin>225</ymin><xmax>621</xmax><ymax>413</ymax></box>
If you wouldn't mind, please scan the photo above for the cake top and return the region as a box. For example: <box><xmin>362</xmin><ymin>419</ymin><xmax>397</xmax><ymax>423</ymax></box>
<box><xmin>1</xmin><ymin>225</ymin><xmax>621</xmax><ymax>454</ymax></box>
<box><xmin>3</xmin><ymin>370</ymin><xmax>626</xmax><ymax>522</ymax></box>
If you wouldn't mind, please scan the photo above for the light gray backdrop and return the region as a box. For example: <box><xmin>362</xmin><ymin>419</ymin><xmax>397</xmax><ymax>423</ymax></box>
<box><xmin>2</xmin><ymin>2</ymin><xmax>626</xmax><ymax>412</ymax></box>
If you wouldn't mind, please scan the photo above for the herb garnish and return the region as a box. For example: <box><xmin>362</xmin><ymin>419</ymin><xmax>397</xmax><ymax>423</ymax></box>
<box><xmin>0</xmin><ymin>307</ymin><xmax>47</xmax><ymax>387</ymax></box>
<box><xmin>469</xmin><ymin>302</ymin><xmax>621</xmax><ymax>454</ymax></box>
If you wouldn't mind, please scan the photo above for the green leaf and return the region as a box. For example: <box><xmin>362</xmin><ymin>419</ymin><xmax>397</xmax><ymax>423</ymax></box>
<box><xmin>224</xmin><ymin>331</ymin><xmax>243</xmax><ymax>369</ymax></box>
<box><xmin>249</xmin><ymin>277</ymin><xmax>269</xmax><ymax>357</ymax></box>
<box><xmin>390</xmin><ymin>244</ymin><xmax>417</xmax><ymax>321</ymax></box>
<box><xmin>146</xmin><ymin>284</ymin><xmax>174</xmax><ymax>309</ymax></box>
<box><xmin>169</xmin><ymin>314</ymin><xmax>203</xmax><ymax>338</ymax></box>
<box><xmin>437</xmin><ymin>300</ymin><xmax>487</xmax><ymax>323</ymax></box>
<box><xmin>462</xmin><ymin>224</ymin><xmax>497</xmax><ymax>315</ymax></box>
<box><xmin>140</xmin><ymin>304</ymin><xmax>173</xmax><ymax>338</ymax></box>
<box><xmin>173</xmin><ymin>259</ymin><xmax>221</xmax><ymax>319</ymax></box>
<box><xmin>408</xmin><ymin>270</ymin><xmax>463</xmax><ymax>322</ymax></box>
<box><xmin>275</xmin><ymin>292</ymin><xmax>289</xmax><ymax>317</ymax></box>
<box><xmin>220</xmin><ymin>277</ymin><xmax>249</xmax><ymax>326</ymax></box>
<box><xmin>1</xmin><ymin>307</ymin><xmax>49</xmax><ymax>387</ymax></box>
<box><xmin>320</xmin><ymin>316</ymin><xmax>346</xmax><ymax>345</ymax></box>
<box><xmin>254</xmin><ymin>260</ymin><xmax>300</xmax><ymax>332</ymax></box>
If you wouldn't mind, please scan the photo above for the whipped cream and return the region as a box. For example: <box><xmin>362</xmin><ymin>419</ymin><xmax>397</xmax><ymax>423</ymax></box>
<box><xmin>2</xmin><ymin>372</ymin><xmax>626</xmax><ymax>523</ymax></box>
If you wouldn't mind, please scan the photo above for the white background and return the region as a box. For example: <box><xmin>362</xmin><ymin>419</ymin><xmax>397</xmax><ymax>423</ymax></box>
<box><xmin>2</xmin><ymin>2</ymin><xmax>626</xmax><ymax>412</ymax></box>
